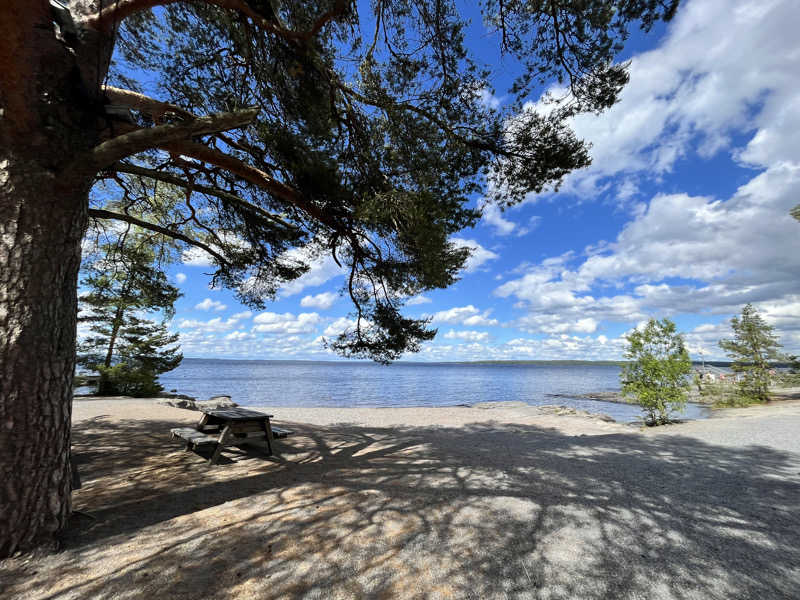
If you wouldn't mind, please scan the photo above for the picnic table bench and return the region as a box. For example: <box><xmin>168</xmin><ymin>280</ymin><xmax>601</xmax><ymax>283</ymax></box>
<box><xmin>171</xmin><ymin>406</ymin><xmax>293</xmax><ymax>465</ymax></box>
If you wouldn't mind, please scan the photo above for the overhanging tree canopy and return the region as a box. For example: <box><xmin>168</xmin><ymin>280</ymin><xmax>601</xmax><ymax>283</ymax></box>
<box><xmin>91</xmin><ymin>0</ymin><xmax>678</xmax><ymax>361</ymax></box>
<box><xmin>0</xmin><ymin>0</ymin><xmax>679</xmax><ymax>556</ymax></box>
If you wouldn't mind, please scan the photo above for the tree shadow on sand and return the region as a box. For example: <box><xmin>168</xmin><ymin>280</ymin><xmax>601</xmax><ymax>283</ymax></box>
<box><xmin>2</xmin><ymin>416</ymin><xmax>799</xmax><ymax>599</ymax></box>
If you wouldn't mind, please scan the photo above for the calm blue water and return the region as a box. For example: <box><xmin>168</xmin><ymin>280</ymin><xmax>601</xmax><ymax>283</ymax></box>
<box><xmin>158</xmin><ymin>359</ymin><xmax>710</xmax><ymax>423</ymax></box>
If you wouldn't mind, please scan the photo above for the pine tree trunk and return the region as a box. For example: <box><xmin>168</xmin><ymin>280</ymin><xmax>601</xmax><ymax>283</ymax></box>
<box><xmin>105</xmin><ymin>305</ymin><xmax>126</xmax><ymax>368</ymax></box>
<box><xmin>0</xmin><ymin>0</ymin><xmax>107</xmax><ymax>556</ymax></box>
<box><xmin>0</xmin><ymin>157</ymin><xmax>91</xmax><ymax>555</ymax></box>
<box><xmin>97</xmin><ymin>302</ymin><xmax>127</xmax><ymax>396</ymax></box>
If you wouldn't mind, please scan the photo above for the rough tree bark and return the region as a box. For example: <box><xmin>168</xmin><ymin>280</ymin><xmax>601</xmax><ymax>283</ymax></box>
<box><xmin>0</xmin><ymin>1</ymin><xmax>259</xmax><ymax>556</ymax></box>
<box><xmin>0</xmin><ymin>161</ymin><xmax>91</xmax><ymax>556</ymax></box>
<box><xmin>0</xmin><ymin>0</ymin><xmax>107</xmax><ymax>555</ymax></box>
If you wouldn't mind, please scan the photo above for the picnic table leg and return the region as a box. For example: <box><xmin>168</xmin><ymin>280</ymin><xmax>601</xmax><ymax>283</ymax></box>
<box><xmin>196</xmin><ymin>413</ymin><xmax>209</xmax><ymax>432</ymax></box>
<box><xmin>261</xmin><ymin>418</ymin><xmax>273</xmax><ymax>456</ymax></box>
<box><xmin>209</xmin><ymin>425</ymin><xmax>232</xmax><ymax>465</ymax></box>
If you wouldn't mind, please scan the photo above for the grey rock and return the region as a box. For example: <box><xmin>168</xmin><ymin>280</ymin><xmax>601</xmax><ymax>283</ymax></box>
<box><xmin>157</xmin><ymin>394</ymin><xmax>237</xmax><ymax>411</ymax></box>
<box><xmin>208</xmin><ymin>395</ymin><xmax>234</xmax><ymax>404</ymax></box>
<box><xmin>195</xmin><ymin>395</ymin><xmax>238</xmax><ymax>410</ymax></box>
<box><xmin>157</xmin><ymin>398</ymin><xmax>200</xmax><ymax>411</ymax></box>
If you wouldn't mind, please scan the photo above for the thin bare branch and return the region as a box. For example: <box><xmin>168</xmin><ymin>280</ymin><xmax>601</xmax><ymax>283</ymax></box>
<box><xmin>112</xmin><ymin>162</ymin><xmax>296</xmax><ymax>229</ymax></box>
<box><xmin>336</xmin><ymin>82</ymin><xmax>497</xmax><ymax>153</ymax></box>
<box><xmin>304</xmin><ymin>0</ymin><xmax>349</xmax><ymax>41</ymax></box>
<box><xmin>87</xmin><ymin>208</ymin><xmax>229</xmax><ymax>265</ymax></box>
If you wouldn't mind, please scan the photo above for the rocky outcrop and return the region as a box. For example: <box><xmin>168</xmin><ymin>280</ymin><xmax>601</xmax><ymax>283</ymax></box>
<box><xmin>195</xmin><ymin>395</ymin><xmax>238</xmax><ymax>410</ymax></box>
<box><xmin>157</xmin><ymin>395</ymin><xmax>238</xmax><ymax>411</ymax></box>
<box><xmin>156</xmin><ymin>398</ymin><xmax>197</xmax><ymax>410</ymax></box>
<box><xmin>537</xmin><ymin>404</ymin><xmax>616</xmax><ymax>422</ymax></box>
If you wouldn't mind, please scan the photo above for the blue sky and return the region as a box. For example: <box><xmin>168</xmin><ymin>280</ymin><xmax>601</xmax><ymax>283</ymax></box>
<box><xmin>159</xmin><ymin>0</ymin><xmax>800</xmax><ymax>362</ymax></box>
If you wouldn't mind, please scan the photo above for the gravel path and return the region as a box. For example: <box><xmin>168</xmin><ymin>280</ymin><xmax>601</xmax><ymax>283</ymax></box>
<box><xmin>2</xmin><ymin>398</ymin><xmax>799</xmax><ymax>599</ymax></box>
<box><xmin>644</xmin><ymin>400</ymin><xmax>800</xmax><ymax>453</ymax></box>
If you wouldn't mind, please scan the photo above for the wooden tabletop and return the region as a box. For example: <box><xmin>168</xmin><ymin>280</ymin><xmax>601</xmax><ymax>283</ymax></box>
<box><xmin>202</xmin><ymin>407</ymin><xmax>274</xmax><ymax>420</ymax></box>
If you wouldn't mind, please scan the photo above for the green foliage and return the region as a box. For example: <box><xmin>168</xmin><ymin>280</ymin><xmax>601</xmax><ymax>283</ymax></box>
<box><xmin>718</xmin><ymin>304</ymin><xmax>783</xmax><ymax>404</ymax></box>
<box><xmin>100</xmin><ymin>0</ymin><xmax>680</xmax><ymax>361</ymax></box>
<box><xmin>95</xmin><ymin>362</ymin><xmax>166</xmax><ymax>398</ymax></box>
<box><xmin>779</xmin><ymin>355</ymin><xmax>800</xmax><ymax>387</ymax></box>
<box><xmin>696</xmin><ymin>377</ymin><xmax>742</xmax><ymax>408</ymax></box>
<box><xmin>78</xmin><ymin>228</ymin><xmax>182</xmax><ymax>397</ymax></box>
<box><xmin>621</xmin><ymin>318</ymin><xmax>692</xmax><ymax>425</ymax></box>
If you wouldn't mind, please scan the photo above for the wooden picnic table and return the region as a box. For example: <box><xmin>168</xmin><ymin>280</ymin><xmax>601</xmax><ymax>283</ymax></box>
<box><xmin>171</xmin><ymin>406</ymin><xmax>292</xmax><ymax>465</ymax></box>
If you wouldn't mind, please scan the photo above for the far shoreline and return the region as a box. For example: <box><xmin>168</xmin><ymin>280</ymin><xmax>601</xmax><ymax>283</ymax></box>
<box><xmin>152</xmin><ymin>356</ymin><xmax>754</xmax><ymax>367</ymax></box>
<box><xmin>73</xmin><ymin>386</ymin><xmax>800</xmax><ymax>426</ymax></box>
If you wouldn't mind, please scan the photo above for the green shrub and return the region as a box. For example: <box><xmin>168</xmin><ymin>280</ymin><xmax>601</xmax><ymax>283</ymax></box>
<box><xmin>621</xmin><ymin>318</ymin><xmax>692</xmax><ymax>425</ymax></box>
<box><xmin>96</xmin><ymin>363</ymin><xmax>164</xmax><ymax>398</ymax></box>
<box><xmin>697</xmin><ymin>378</ymin><xmax>746</xmax><ymax>407</ymax></box>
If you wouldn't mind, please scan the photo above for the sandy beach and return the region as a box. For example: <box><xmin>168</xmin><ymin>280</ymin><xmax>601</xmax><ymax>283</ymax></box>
<box><xmin>2</xmin><ymin>397</ymin><xmax>799</xmax><ymax>599</ymax></box>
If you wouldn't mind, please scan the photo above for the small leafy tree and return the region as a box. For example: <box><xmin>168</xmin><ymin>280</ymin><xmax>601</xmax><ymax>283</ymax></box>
<box><xmin>78</xmin><ymin>229</ymin><xmax>182</xmax><ymax>397</ymax></box>
<box><xmin>621</xmin><ymin>318</ymin><xmax>692</xmax><ymax>425</ymax></box>
<box><xmin>718</xmin><ymin>304</ymin><xmax>783</xmax><ymax>404</ymax></box>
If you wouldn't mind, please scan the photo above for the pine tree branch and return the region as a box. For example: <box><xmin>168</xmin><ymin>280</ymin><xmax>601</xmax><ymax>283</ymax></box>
<box><xmin>87</xmin><ymin>107</ymin><xmax>260</xmax><ymax>170</ymax></box>
<box><xmin>335</xmin><ymin>82</ymin><xmax>498</xmax><ymax>153</ymax></box>
<box><xmin>80</xmin><ymin>0</ymin><xmax>319</xmax><ymax>43</ymax></box>
<box><xmin>87</xmin><ymin>208</ymin><xmax>229</xmax><ymax>266</ymax></box>
<box><xmin>103</xmin><ymin>86</ymin><xmax>194</xmax><ymax>120</ymax></box>
<box><xmin>159</xmin><ymin>140</ymin><xmax>342</xmax><ymax>230</ymax></box>
<box><xmin>304</xmin><ymin>0</ymin><xmax>349</xmax><ymax>41</ymax></box>
<box><xmin>112</xmin><ymin>162</ymin><xmax>297</xmax><ymax>230</ymax></box>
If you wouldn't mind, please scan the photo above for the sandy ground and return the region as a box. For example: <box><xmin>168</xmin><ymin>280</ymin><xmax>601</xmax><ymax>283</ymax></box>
<box><xmin>2</xmin><ymin>398</ymin><xmax>799</xmax><ymax>600</ymax></box>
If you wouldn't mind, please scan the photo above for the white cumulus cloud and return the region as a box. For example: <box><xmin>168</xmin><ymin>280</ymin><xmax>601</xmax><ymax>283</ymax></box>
<box><xmin>431</xmin><ymin>305</ymin><xmax>499</xmax><ymax>327</ymax></box>
<box><xmin>252</xmin><ymin>311</ymin><xmax>321</xmax><ymax>335</ymax></box>
<box><xmin>532</xmin><ymin>0</ymin><xmax>800</xmax><ymax>199</ymax></box>
<box><xmin>405</xmin><ymin>295</ymin><xmax>433</xmax><ymax>306</ymax></box>
<box><xmin>195</xmin><ymin>298</ymin><xmax>227</xmax><ymax>312</ymax></box>
<box><xmin>443</xmin><ymin>329</ymin><xmax>490</xmax><ymax>342</ymax></box>
<box><xmin>278</xmin><ymin>248</ymin><xmax>344</xmax><ymax>297</ymax></box>
<box><xmin>496</xmin><ymin>163</ymin><xmax>800</xmax><ymax>352</ymax></box>
<box><xmin>178</xmin><ymin>312</ymin><xmax>250</xmax><ymax>332</ymax></box>
<box><xmin>323</xmin><ymin>317</ymin><xmax>358</xmax><ymax>337</ymax></box>
<box><xmin>225</xmin><ymin>331</ymin><xmax>254</xmax><ymax>341</ymax></box>
<box><xmin>451</xmin><ymin>238</ymin><xmax>499</xmax><ymax>273</ymax></box>
<box><xmin>300</xmin><ymin>292</ymin><xmax>338</xmax><ymax>310</ymax></box>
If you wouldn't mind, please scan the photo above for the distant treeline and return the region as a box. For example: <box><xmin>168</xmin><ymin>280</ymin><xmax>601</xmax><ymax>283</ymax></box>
<box><xmin>465</xmin><ymin>360</ymin><xmax>628</xmax><ymax>366</ymax></box>
<box><xmin>465</xmin><ymin>360</ymin><xmax>795</xmax><ymax>368</ymax></box>
<box><xmin>691</xmin><ymin>361</ymin><xmax>795</xmax><ymax>368</ymax></box>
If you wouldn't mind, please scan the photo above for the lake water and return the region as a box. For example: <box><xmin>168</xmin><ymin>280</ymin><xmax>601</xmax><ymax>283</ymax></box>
<box><xmin>158</xmin><ymin>359</ymin><xmax>711</xmax><ymax>423</ymax></box>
